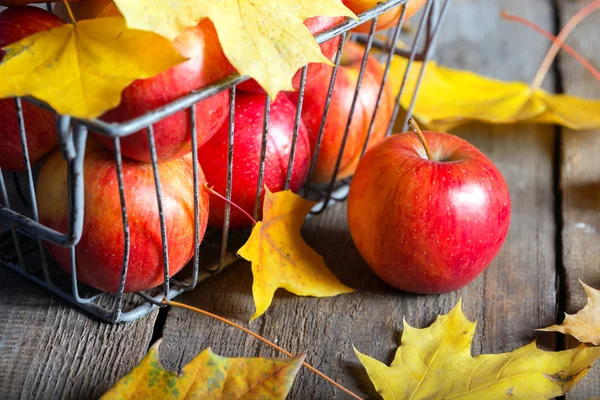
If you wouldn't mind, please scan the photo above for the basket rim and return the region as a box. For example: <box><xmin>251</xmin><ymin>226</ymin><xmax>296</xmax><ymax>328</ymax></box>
<box><xmin>20</xmin><ymin>0</ymin><xmax>410</xmax><ymax>138</ymax></box>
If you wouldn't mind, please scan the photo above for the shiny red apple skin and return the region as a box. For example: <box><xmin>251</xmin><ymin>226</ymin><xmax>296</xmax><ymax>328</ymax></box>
<box><xmin>237</xmin><ymin>16</ymin><xmax>345</xmax><ymax>93</ymax></box>
<box><xmin>37</xmin><ymin>139</ymin><xmax>210</xmax><ymax>293</ymax></box>
<box><xmin>198</xmin><ymin>93</ymin><xmax>311</xmax><ymax>229</ymax></box>
<box><xmin>343</xmin><ymin>0</ymin><xmax>426</xmax><ymax>33</ymax></box>
<box><xmin>0</xmin><ymin>7</ymin><xmax>62</xmax><ymax>172</ymax></box>
<box><xmin>98</xmin><ymin>19</ymin><xmax>234</xmax><ymax>163</ymax></box>
<box><xmin>289</xmin><ymin>41</ymin><xmax>394</xmax><ymax>183</ymax></box>
<box><xmin>348</xmin><ymin>131</ymin><xmax>511</xmax><ymax>294</ymax></box>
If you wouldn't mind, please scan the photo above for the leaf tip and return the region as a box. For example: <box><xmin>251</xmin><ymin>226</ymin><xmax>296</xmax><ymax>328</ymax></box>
<box><xmin>352</xmin><ymin>345</ymin><xmax>368</xmax><ymax>361</ymax></box>
<box><xmin>292</xmin><ymin>352</ymin><xmax>307</xmax><ymax>364</ymax></box>
<box><xmin>249</xmin><ymin>305</ymin><xmax>267</xmax><ymax>322</ymax></box>
<box><xmin>150</xmin><ymin>338</ymin><xmax>163</xmax><ymax>351</ymax></box>
<box><xmin>449</xmin><ymin>298</ymin><xmax>467</xmax><ymax>319</ymax></box>
<box><xmin>579</xmin><ymin>280</ymin><xmax>595</xmax><ymax>294</ymax></box>
<box><xmin>401</xmin><ymin>315</ymin><xmax>415</xmax><ymax>330</ymax></box>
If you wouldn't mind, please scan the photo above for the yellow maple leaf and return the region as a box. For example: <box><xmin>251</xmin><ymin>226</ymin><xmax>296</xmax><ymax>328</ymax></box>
<box><xmin>101</xmin><ymin>339</ymin><xmax>305</xmax><ymax>399</ymax></box>
<box><xmin>112</xmin><ymin>0</ymin><xmax>356</xmax><ymax>98</ymax></box>
<box><xmin>237</xmin><ymin>189</ymin><xmax>354</xmax><ymax>320</ymax></box>
<box><xmin>0</xmin><ymin>17</ymin><xmax>186</xmax><ymax>119</ymax></box>
<box><xmin>389</xmin><ymin>56</ymin><xmax>600</xmax><ymax>132</ymax></box>
<box><xmin>539</xmin><ymin>281</ymin><xmax>600</xmax><ymax>345</ymax></box>
<box><xmin>355</xmin><ymin>301</ymin><xmax>600</xmax><ymax>400</ymax></box>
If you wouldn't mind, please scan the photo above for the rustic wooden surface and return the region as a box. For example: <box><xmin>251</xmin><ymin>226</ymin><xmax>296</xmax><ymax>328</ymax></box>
<box><xmin>0</xmin><ymin>268</ymin><xmax>157</xmax><ymax>399</ymax></box>
<box><xmin>159</xmin><ymin>0</ymin><xmax>561</xmax><ymax>398</ymax></box>
<box><xmin>556</xmin><ymin>0</ymin><xmax>600</xmax><ymax>398</ymax></box>
<box><xmin>0</xmin><ymin>0</ymin><xmax>599</xmax><ymax>399</ymax></box>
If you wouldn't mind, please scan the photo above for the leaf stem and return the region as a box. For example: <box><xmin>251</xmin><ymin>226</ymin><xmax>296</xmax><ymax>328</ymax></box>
<box><xmin>520</xmin><ymin>0</ymin><xmax>600</xmax><ymax>91</ymax></box>
<box><xmin>204</xmin><ymin>183</ymin><xmax>257</xmax><ymax>225</ymax></box>
<box><xmin>408</xmin><ymin>118</ymin><xmax>432</xmax><ymax>161</ymax></box>
<box><xmin>61</xmin><ymin>0</ymin><xmax>77</xmax><ymax>25</ymax></box>
<box><xmin>502</xmin><ymin>11</ymin><xmax>600</xmax><ymax>84</ymax></box>
<box><xmin>163</xmin><ymin>298</ymin><xmax>364</xmax><ymax>400</ymax></box>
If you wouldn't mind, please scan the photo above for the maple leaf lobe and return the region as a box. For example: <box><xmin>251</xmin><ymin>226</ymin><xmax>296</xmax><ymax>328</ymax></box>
<box><xmin>0</xmin><ymin>17</ymin><xmax>185</xmax><ymax>119</ymax></box>
<box><xmin>355</xmin><ymin>301</ymin><xmax>600</xmax><ymax>399</ymax></box>
<box><xmin>113</xmin><ymin>0</ymin><xmax>355</xmax><ymax>98</ymax></box>
<box><xmin>238</xmin><ymin>189</ymin><xmax>353</xmax><ymax>320</ymax></box>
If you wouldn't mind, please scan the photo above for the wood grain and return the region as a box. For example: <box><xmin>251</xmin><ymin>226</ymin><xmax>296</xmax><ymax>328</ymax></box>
<box><xmin>0</xmin><ymin>267</ymin><xmax>157</xmax><ymax>399</ymax></box>
<box><xmin>158</xmin><ymin>0</ymin><xmax>560</xmax><ymax>398</ymax></box>
<box><xmin>5</xmin><ymin>0</ymin><xmax>598</xmax><ymax>397</ymax></box>
<box><xmin>555</xmin><ymin>0</ymin><xmax>600</xmax><ymax>397</ymax></box>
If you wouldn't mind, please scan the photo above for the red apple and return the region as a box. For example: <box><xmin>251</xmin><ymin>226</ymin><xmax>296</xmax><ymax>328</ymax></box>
<box><xmin>343</xmin><ymin>0</ymin><xmax>426</xmax><ymax>33</ymax></box>
<box><xmin>347</xmin><ymin>130</ymin><xmax>511</xmax><ymax>293</ymax></box>
<box><xmin>198</xmin><ymin>93</ymin><xmax>311</xmax><ymax>229</ymax></box>
<box><xmin>98</xmin><ymin>19</ymin><xmax>235</xmax><ymax>163</ymax></box>
<box><xmin>237</xmin><ymin>16</ymin><xmax>346</xmax><ymax>93</ymax></box>
<box><xmin>290</xmin><ymin>41</ymin><xmax>394</xmax><ymax>183</ymax></box>
<box><xmin>37</xmin><ymin>138</ymin><xmax>210</xmax><ymax>293</ymax></box>
<box><xmin>0</xmin><ymin>7</ymin><xmax>62</xmax><ymax>172</ymax></box>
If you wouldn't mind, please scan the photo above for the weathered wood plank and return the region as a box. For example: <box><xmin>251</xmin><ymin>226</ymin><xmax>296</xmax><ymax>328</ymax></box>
<box><xmin>435</xmin><ymin>0</ymin><xmax>558</xmax><ymax>357</ymax></box>
<box><xmin>555</xmin><ymin>0</ymin><xmax>600</xmax><ymax>397</ymax></box>
<box><xmin>0</xmin><ymin>266</ymin><xmax>157</xmax><ymax>399</ymax></box>
<box><xmin>158</xmin><ymin>1</ymin><xmax>559</xmax><ymax>398</ymax></box>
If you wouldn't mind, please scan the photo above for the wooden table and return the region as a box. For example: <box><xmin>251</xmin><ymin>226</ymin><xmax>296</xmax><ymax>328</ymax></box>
<box><xmin>1</xmin><ymin>0</ymin><xmax>599</xmax><ymax>398</ymax></box>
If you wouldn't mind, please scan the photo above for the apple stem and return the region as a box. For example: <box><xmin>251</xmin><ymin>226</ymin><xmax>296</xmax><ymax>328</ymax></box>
<box><xmin>204</xmin><ymin>183</ymin><xmax>257</xmax><ymax>226</ymax></box>
<box><xmin>408</xmin><ymin>118</ymin><xmax>432</xmax><ymax>161</ymax></box>
<box><xmin>509</xmin><ymin>0</ymin><xmax>600</xmax><ymax>91</ymax></box>
<box><xmin>62</xmin><ymin>0</ymin><xmax>77</xmax><ymax>25</ymax></box>
<box><xmin>162</xmin><ymin>298</ymin><xmax>364</xmax><ymax>400</ymax></box>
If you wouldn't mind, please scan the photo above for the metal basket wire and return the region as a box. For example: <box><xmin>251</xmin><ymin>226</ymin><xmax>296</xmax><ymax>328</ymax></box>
<box><xmin>0</xmin><ymin>0</ymin><xmax>451</xmax><ymax>323</ymax></box>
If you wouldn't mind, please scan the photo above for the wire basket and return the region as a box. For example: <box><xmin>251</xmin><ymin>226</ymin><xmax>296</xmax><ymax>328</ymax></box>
<box><xmin>0</xmin><ymin>0</ymin><xmax>450</xmax><ymax>323</ymax></box>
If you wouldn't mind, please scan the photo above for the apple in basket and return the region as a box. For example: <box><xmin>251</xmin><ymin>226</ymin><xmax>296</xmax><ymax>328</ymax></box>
<box><xmin>0</xmin><ymin>7</ymin><xmax>63</xmax><ymax>171</ymax></box>
<box><xmin>288</xmin><ymin>41</ymin><xmax>394</xmax><ymax>183</ymax></box>
<box><xmin>237</xmin><ymin>16</ymin><xmax>346</xmax><ymax>93</ymax></box>
<box><xmin>198</xmin><ymin>92</ymin><xmax>311</xmax><ymax>229</ymax></box>
<box><xmin>343</xmin><ymin>0</ymin><xmax>427</xmax><ymax>33</ymax></box>
<box><xmin>348</xmin><ymin>121</ymin><xmax>511</xmax><ymax>294</ymax></box>
<box><xmin>76</xmin><ymin>2</ymin><xmax>236</xmax><ymax>163</ymax></box>
<box><xmin>37</xmin><ymin>138</ymin><xmax>210</xmax><ymax>293</ymax></box>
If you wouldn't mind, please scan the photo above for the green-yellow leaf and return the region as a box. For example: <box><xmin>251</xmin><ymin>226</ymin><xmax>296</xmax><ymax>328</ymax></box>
<box><xmin>237</xmin><ymin>189</ymin><xmax>354</xmax><ymax>320</ymax></box>
<box><xmin>355</xmin><ymin>300</ymin><xmax>600</xmax><ymax>400</ymax></box>
<box><xmin>101</xmin><ymin>339</ymin><xmax>305</xmax><ymax>399</ymax></box>
<box><xmin>0</xmin><ymin>17</ymin><xmax>186</xmax><ymax>119</ymax></box>
<box><xmin>112</xmin><ymin>0</ymin><xmax>356</xmax><ymax>98</ymax></box>
<box><xmin>539</xmin><ymin>281</ymin><xmax>600</xmax><ymax>345</ymax></box>
<box><xmin>389</xmin><ymin>56</ymin><xmax>600</xmax><ymax>132</ymax></box>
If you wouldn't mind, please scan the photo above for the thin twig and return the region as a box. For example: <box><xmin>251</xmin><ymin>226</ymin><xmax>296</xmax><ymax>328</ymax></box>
<box><xmin>163</xmin><ymin>299</ymin><xmax>364</xmax><ymax>400</ymax></box>
<box><xmin>204</xmin><ymin>183</ymin><xmax>257</xmax><ymax>225</ymax></box>
<box><xmin>515</xmin><ymin>0</ymin><xmax>600</xmax><ymax>91</ymax></box>
<box><xmin>501</xmin><ymin>11</ymin><xmax>600</xmax><ymax>86</ymax></box>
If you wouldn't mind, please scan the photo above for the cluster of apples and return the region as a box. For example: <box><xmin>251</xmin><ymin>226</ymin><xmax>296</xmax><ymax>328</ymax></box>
<box><xmin>2</xmin><ymin>0</ymin><xmax>511</xmax><ymax>297</ymax></box>
<box><xmin>0</xmin><ymin>0</ymin><xmax>423</xmax><ymax>294</ymax></box>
